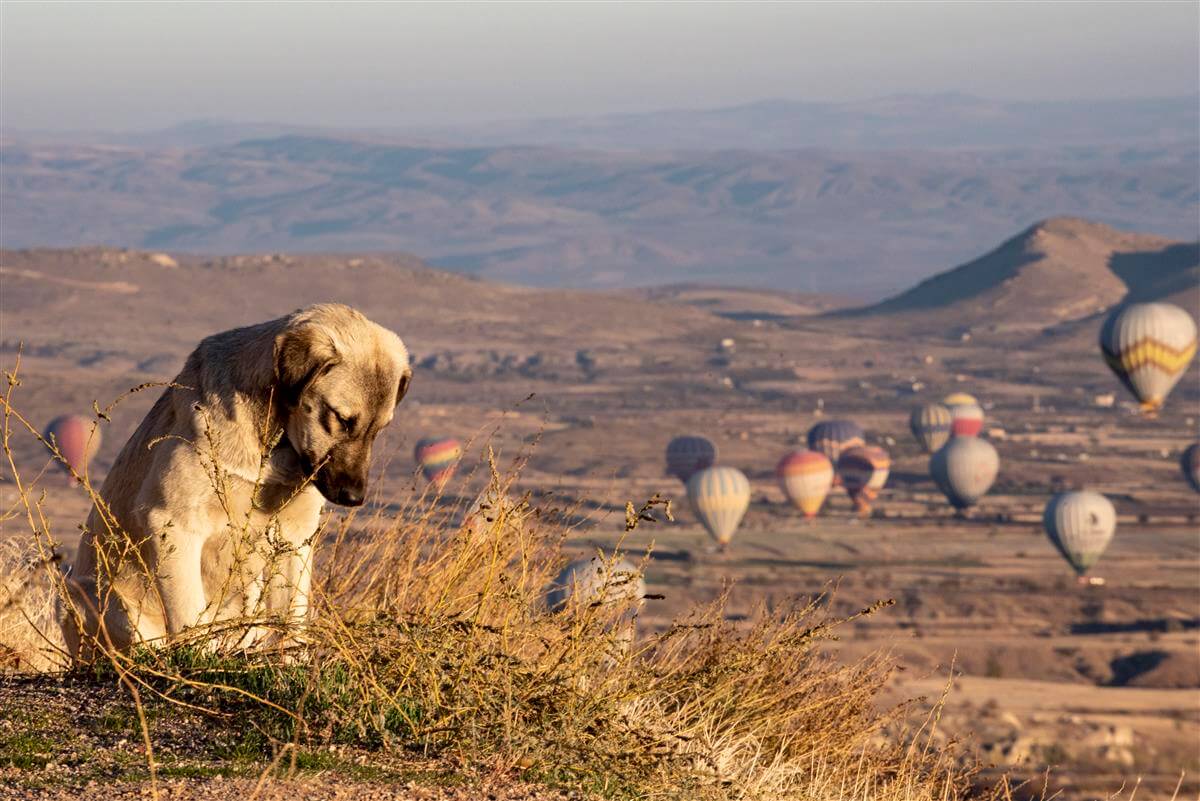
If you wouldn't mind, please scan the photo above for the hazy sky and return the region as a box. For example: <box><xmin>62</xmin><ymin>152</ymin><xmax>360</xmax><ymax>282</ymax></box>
<box><xmin>2</xmin><ymin>1</ymin><xmax>1197</xmax><ymax>131</ymax></box>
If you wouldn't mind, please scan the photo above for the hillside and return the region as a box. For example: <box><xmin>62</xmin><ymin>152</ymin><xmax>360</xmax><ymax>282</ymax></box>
<box><xmin>841</xmin><ymin>217</ymin><xmax>1200</xmax><ymax>337</ymax></box>
<box><xmin>1</xmin><ymin>135</ymin><xmax>1196</xmax><ymax>296</ymax></box>
<box><xmin>635</xmin><ymin>284</ymin><xmax>846</xmax><ymax>320</ymax></box>
<box><xmin>0</xmin><ymin>247</ymin><xmax>726</xmax><ymax>373</ymax></box>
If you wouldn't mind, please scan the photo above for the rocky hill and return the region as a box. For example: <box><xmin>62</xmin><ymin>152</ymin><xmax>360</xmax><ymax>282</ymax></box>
<box><xmin>842</xmin><ymin>217</ymin><xmax>1199</xmax><ymax>338</ymax></box>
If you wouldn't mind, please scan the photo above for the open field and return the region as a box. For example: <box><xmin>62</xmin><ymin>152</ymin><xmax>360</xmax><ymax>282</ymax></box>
<box><xmin>1</xmin><ymin>231</ymin><xmax>1197</xmax><ymax>798</ymax></box>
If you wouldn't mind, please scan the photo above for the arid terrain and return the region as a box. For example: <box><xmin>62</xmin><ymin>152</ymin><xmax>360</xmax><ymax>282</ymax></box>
<box><xmin>1</xmin><ymin>217</ymin><xmax>1198</xmax><ymax>798</ymax></box>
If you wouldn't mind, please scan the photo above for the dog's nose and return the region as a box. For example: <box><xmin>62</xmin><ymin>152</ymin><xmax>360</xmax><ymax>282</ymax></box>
<box><xmin>336</xmin><ymin>486</ymin><xmax>365</xmax><ymax>507</ymax></box>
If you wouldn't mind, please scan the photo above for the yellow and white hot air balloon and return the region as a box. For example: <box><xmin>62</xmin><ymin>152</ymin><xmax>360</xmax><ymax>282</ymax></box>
<box><xmin>909</xmin><ymin>403</ymin><xmax>953</xmax><ymax>453</ymax></box>
<box><xmin>1099</xmin><ymin>303</ymin><xmax>1197</xmax><ymax>416</ymax></box>
<box><xmin>686</xmin><ymin>466</ymin><xmax>751</xmax><ymax>549</ymax></box>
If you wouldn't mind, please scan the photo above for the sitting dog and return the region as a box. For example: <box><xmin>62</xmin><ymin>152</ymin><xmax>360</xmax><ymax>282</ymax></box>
<box><xmin>61</xmin><ymin>303</ymin><xmax>411</xmax><ymax>659</ymax></box>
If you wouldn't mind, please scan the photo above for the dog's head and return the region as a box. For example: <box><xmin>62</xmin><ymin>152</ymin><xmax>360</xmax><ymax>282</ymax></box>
<box><xmin>273</xmin><ymin>305</ymin><xmax>411</xmax><ymax>507</ymax></box>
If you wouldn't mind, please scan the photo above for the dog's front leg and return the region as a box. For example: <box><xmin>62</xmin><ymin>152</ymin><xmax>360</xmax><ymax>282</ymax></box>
<box><xmin>231</xmin><ymin>547</ymin><xmax>273</xmax><ymax>651</ymax></box>
<box><xmin>266</xmin><ymin>539</ymin><xmax>314</xmax><ymax>625</ymax></box>
<box><xmin>260</xmin><ymin>533</ymin><xmax>315</xmax><ymax>654</ymax></box>
<box><xmin>148</xmin><ymin>521</ymin><xmax>214</xmax><ymax>639</ymax></box>
<box><xmin>287</xmin><ymin>539</ymin><xmax>314</xmax><ymax>624</ymax></box>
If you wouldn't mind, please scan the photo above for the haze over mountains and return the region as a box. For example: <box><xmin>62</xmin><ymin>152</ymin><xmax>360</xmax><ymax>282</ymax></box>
<box><xmin>1</xmin><ymin>94</ymin><xmax>1196</xmax><ymax>297</ymax></box>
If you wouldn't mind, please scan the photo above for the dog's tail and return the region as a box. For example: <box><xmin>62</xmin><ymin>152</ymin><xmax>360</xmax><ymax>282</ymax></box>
<box><xmin>0</xmin><ymin>538</ymin><xmax>69</xmax><ymax>672</ymax></box>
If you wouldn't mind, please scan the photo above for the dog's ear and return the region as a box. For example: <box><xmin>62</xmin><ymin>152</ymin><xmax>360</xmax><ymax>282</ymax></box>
<box><xmin>274</xmin><ymin>324</ymin><xmax>340</xmax><ymax>406</ymax></box>
<box><xmin>395</xmin><ymin>367</ymin><xmax>412</xmax><ymax>406</ymax></box>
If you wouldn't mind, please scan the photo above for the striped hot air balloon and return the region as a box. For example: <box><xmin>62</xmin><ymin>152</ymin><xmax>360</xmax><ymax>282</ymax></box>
<box><xmin>942</xmin><ymin>393</ymin><xmax>984</xmax><ymax>438</ymax></box>
<box><xmin>414</xmin><ymin>437</ymin><xmax>462</xmax><ymax>489</ymax></box>
<box><xmin>837</xmin><ymin>446</ymin><xmax>891</xmax><ymax>517</ymax></box>
<box><xmin>910</xmin><ymin>403</ymin><xmax>952</xmax><ymax>453</ymax></box>
<box><xmin>43</xmin><ymin>415</ymin><xmax>101</xmax><ymax>480</ymax></box>
<box><xmin>930</xmin><ymin>437</ymin><xmax>999</xmax><ymax>512</ymax></box>
<box><xmin>806</xmin><ymin>420</ymin><xmax>865</xmax><ymax>465</ymax></box>
<box><xmin>807</xmin><ymin>420</ymin><xmax>864</xmax><ymax>487</ymax></box>
<box><xmin>665</xmin><ymin>435</ymin><xmax>717</xmax><ymax>483</ymax></box>
<box><xmin>1099</xmin><ymin>303</ymin><xmax>1197</xmax><ymax>416</ymax></box>
<box><xmin>776</xmin><ymin>450</ymin><xmax>834</xmax><ymax>518</ymax></box>
<box><xmin>686</xmin><ymin>466</ymin><xmax>750</xmax><ymax>548</ymax></box>
<box><xmin>1181</xmin><ymin>443</ymin><xmax>1200</xmax><ymax>494</ymax></box>
<box><xmin>1043</xmin><ymin>491</ymin><xmax>1116</xmax><ymax>577</ymax></box>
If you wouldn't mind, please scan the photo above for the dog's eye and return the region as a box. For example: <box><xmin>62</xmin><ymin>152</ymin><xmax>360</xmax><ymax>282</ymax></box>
<box><xmin>327</xmin><ymin>406</ymin><xmax>357</xmax><ymax>434</ymax></box>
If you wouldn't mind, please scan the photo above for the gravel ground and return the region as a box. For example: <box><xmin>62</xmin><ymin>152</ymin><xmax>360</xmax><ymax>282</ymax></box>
<box><xmin>0</xmin><ymin>676</ymin><xmax>582</xmax><ymax>801</ymax></box>
<box><xmin>2</xmin><ymin>777</ymin><xmax>579</xmax><ymax>801</ymax></box>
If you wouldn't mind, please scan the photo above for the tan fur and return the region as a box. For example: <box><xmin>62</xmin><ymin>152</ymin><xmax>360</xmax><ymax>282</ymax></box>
<box><xmin>61</xmin><ymin>304</ymin><xmax>411</xmax><ymax>660</ymax></box>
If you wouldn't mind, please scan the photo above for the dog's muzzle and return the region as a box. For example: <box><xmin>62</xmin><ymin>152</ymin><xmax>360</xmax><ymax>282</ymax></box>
<box><xmin>315</xmin><ymin>466</ymin><xmax>366</xmax><ymax>507</ymax></box>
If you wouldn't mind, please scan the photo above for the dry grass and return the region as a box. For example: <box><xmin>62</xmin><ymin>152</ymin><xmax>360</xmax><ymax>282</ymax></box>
<box><xmin>0</xmin><ymin>361</ymin><xmax>998</xmax><ymax>800</ymax></box>
<box><xmin>0</xmin><ymin>537</ymin><xmax>63</xmax><ymax>673</ymax></box>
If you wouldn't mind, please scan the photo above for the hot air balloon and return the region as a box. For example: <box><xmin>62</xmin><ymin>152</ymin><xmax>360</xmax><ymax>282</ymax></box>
<box><xmin>43</xmin><ymin>415</ymin><xmax>101</xmax><ymax>480</ymax></box>
<box><xmin>930</xmin><ymin>437</ymin><xmax>999</xmax><ymax>512</ymax></box>
<box><xmin>414</xmin><ymin>437</ymin><xmax>462</xmax><ymax>489</ymax></box>
<box><xmin>665</xmin><ymin>436</ymin><xmax>717</xmax><ymax>483</ymax></box>
<box><xmin>806</xmin><ymin>420</ymin><xmax>865</xmax><ymax>465</ymax></box>
<box><xmin>547</xmin><ymin>556</ymin><xmax>646</xmax><ymax>614</ymax></box>
<box><xmin>1182</xmin><ymin>443</ymin><xmax>1200</xmax><ymax>494</ymax></box>
<box><xmin>776</xmin><ymin>450</ymin><xmax>834</xmax><ymax>518</ymax></box>
<box><xmin>942</xmin><ymin>393</ymin><xmax>984</xmax><ymax>438</ymax></box>
<box><xmin>686</xmin><ymin>466</ymin><xmax>750</xmax><ymax>549</ymax></box>
<box><xmin>1099</xmin><ymin>303</ymin><xmax>1197</xmax><ymax>416</ymax></box>
<box><xmin>547</xmin><ymin>555</ymin><xmax>646</xmax><ymax>654</ymax></box>
<box><xmin>837</xmin><ymin>446</ymin><xmax>891</xmax><ymax>517</ymax></box>
<box><xmin>1043</xmin><ymin>491</ymin><xmax>1116</xmax><ymax>578</ymax></box>
<box><xmin>910</xmin><ymin>403</ymin><xmax>952</xmax><ymax>453</ymax></box>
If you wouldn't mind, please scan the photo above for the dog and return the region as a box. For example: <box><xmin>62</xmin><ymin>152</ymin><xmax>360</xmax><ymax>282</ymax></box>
<box><xmin>61</xmin><ymin>303</ymin><xmax>411</xmax><ymax>660</ymax></box>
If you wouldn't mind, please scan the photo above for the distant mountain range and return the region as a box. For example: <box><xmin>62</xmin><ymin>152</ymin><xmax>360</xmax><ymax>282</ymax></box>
<box><xmin>412</xmin><ymin>93</ymin><xmax>1200</xmax><ymax>152</ymax></box>
<box><xmin>5</xmin><ymin>93</ymin><xmax>1197</xmax><ymax>151</ymax></box>
<box><xmin>2</xmin><ymin>131</ymin><xmax>1196</xmax><ymax>297</ymax></box>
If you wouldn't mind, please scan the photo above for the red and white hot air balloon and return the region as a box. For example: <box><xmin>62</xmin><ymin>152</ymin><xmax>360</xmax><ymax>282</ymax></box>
<box><xmin>942</xmin><ymin>393</ymin><xmax>984</xmax><ymax>438</ymax></box>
